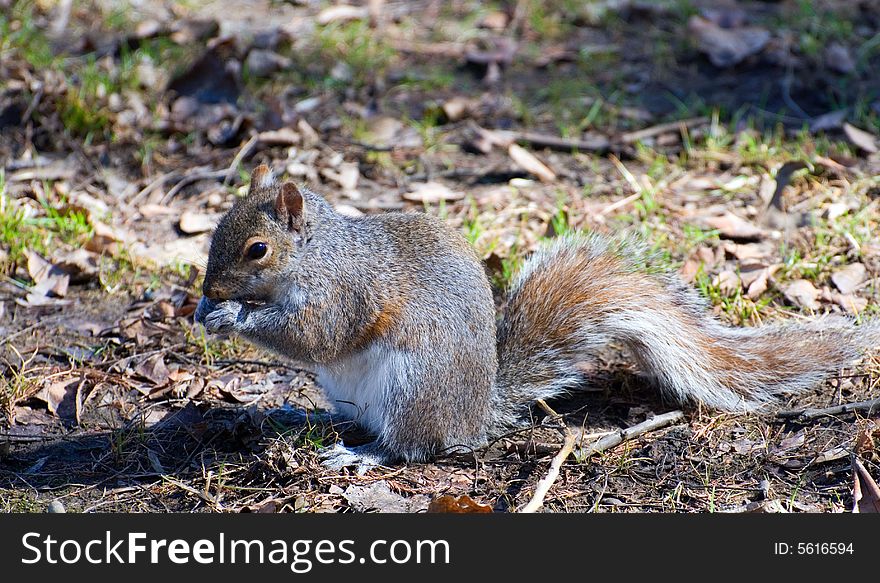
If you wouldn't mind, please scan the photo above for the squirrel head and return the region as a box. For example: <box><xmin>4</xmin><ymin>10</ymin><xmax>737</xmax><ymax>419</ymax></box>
<box><xmin>202</xmin><ymin>164</ymin><xmax>309</xmax><ymax>303</ymax></box>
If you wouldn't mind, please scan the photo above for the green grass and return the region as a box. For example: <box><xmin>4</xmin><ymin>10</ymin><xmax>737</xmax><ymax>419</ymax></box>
<box><xmin>0</xmin><ymin>2</ymin><xmax>54</xmax><ymax>69</ymax></box>
<box><xmin>0</xmin><ymin>178</ymin><xmax>94</xmax><ymax>270</ymax></box>
<box><xmin>316</xmin><ymin>20</ymin><xmax>396</xmax><ymax>89</ymax></box>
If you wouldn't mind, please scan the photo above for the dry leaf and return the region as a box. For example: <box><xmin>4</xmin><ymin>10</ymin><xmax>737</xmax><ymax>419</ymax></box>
<box><xmin>135</xmin><ymin>354</ymin><xmax>171</xmax><ymax>386</ymax></box>
<box><xmin>852</xmin><ymin>459</ymin><xmax>880</xmax><ymax>513</ymax></box>
<box><xmin>831</xmin><ymin>263</ymin><xmax>866</xmax><ymax>295</ymax></box>
<box><xmin>427</xmin><ymin>495</ymin><xmax>493</xmax><ymax>513</ymax></box>
<box><xmin>508</xmin><ymin>143</ymin><xmax>556</xmax><ymax>183</ymax></box>
<box><xmin>783</xmin><ymin>279</ymin><xmax>820</xmax><ymax>310</ymax></box>
<box><xmin>704</xmin><ymin>212</ymin><xmax>764</xmax><ymax>240</ymax></box>
<box><xmin>342</xmin><ymin>481</ymin><xmax>429</xmax><ymax>513</ymax></box>
<box><xmin>843</xmin><ymin>123</ymin><xmax>879</xmax><ymax>153</ymax></box>
<box><xmin>688</xmin><ymin>15</ymin><xmax>770</xmax><ymax>68</ymax></box>
<box><xmin>713</xmin><ymin>270</ymin><xmax>741</xmax><ymax>295</ymax></box>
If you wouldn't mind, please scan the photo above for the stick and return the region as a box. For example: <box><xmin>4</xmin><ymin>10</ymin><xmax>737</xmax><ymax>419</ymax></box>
<box><xmin>223</xmin><ymin>135</ymin><xmax>260</xmax><ymax>185</ymax></box>
<box><xmin>777</xmin><ymin>398</ymin><xmax>880</xmax><ymax>421</ymax></box>
<box><xmin>520</xmin><ymin>400</ymin><xmax>577</xmax><ymax>513</ymax></box>
<box><xmin>508</xmin><ymin>130</ymin><xmax>610</xmax><ymax>153</ymax></box>
<box><xmin>160</xmin><ymin>169</ymin><xmax>229</xmax><ymax>203</ymax></box>
<box><xmin>574</xmin><ymin>410</ymin><xmax>685</xmax><ymax>460</ymax></box>
<box><xmin>618</xmin><ymin>117</ymin><xmax>709</xmax><ymax>144</ymax></box>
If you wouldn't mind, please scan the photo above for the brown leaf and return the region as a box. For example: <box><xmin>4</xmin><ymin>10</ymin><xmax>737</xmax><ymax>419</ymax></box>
<box><xmin>855</xmin><ymin>420</ymin><xmax>879</xmax><ymax>460</ymax></box>
<box><xmin>852</xmin><ymin>459</ymin><xmax>880</xmax><ymax>513</ymax></box>
<box><xmin>831</xmin><ymin>263</ymin><xmax>867</xmax><ymax>295</ymax></box>
<box><xmin>36</xmin><ymin>377</ymin><xmax>84</xmax><ymax>422</ymax></box>
<box><xmin>135</xmin><ymin>354</ymin><xmax>171</xmax><ymax>386</ymax></box>
<box><xmin>782</xmin><ymin>279</ymin><xmax>820</xmax><ymax>310</ymax></box>
<box><xmin>843</xmin><ymin>123</ymin><xmax>879</xmax><ymax>154</ymax></box>
<box><xmin>508</xmin><ymin>144</ymin><xmax>556</xmax><ymax>183</ymax></box>
<box><xmin>831</xmin><ymin>293</ymin><xmax>868</xmax><ymax>315</ymax></box>
<box><xmin>713</xmin><ymin>270</ymin><xmax>741</xmax><ymax>295</ymax></box>
<box><xmin>704</xmin><ymin>212</ymin><xmax>764</xmax><ymax>240</ymax></box>
<box><xmin>427</xmin><ymin>495</ymin><xmax>493</xmax><ymax>513</ymax></box>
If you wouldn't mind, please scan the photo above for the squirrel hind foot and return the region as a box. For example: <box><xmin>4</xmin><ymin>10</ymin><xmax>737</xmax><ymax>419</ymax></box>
<box><xmin>319</xmin><ymin>442</ymin><xmax>390</xmax><ymax>474</ymax></box>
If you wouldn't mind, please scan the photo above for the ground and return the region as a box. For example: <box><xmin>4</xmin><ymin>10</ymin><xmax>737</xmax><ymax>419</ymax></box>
<box><xmin>1</xmin><ymin>0</ymin><xmax>879</xmax><ymax>513</ymax></box>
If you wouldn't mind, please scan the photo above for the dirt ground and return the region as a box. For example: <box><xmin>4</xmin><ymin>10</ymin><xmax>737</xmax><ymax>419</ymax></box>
<box><xmin>1</xmin><ymin>0</ymin><xmax>879</xmax><ymax>513</ymax></box>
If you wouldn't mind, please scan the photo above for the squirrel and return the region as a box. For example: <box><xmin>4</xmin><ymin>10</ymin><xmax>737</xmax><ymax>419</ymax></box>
<box><xmin>195</xmin><ymin>164</ymin><xmax>880</xmax><ymax>468</ymax></box>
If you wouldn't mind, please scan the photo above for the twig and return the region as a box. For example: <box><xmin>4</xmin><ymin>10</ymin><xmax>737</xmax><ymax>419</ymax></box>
<box><xmin>161</xmin><ymin>169</ymin><xmax>229</xmax><ymax>203</ymax></box>
<box><xmin>223</xmin><ymin>135</ymin><xmax>260</xmax><ymax>185</ymax></box>
<box><xmin>777</xmin><ymin>398</ymin><xmax>880</xmax><ymax>421</ymax></box>
<box><xmin>574</xmin><ymin>410</ymin><xmax>685</xmax><ymax>460</ymax></box>
<box><xmin>520</xmin><ymin>400</ymin><xmax>577</xmax><ymax>513</ymax></box>
<box><xmin>618</xmin><ymin>116</ymin><xmax>709</xmax><ymax>144</ymax></box>
<box><xmin>508</xmin><ymin>130</ymin><xmax>610</xmax><ymax>153</ymax></box>
<box><xmin>129</xmin><ymin>171</ymin><xmax>179</xmax><ymax>207</ymax></box>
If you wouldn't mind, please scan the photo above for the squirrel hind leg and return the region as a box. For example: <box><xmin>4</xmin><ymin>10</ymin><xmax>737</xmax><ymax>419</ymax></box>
<box><xmin>319</xmin><ymin>442</ymin><xmax>391</xmax><ymax>474</ymax></box>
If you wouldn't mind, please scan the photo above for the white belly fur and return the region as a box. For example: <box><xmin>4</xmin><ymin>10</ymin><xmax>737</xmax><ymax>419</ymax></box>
<box><xmin>315</xmin><ymin>344</ymin><xmax>403</xmax><ymax>436</ymax></box>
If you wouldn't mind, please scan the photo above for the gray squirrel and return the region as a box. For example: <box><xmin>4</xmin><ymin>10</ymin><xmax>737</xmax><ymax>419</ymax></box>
<box><xmin>194</xmin><ymin>164</ymin><xmax>879</xmax><ymax>468</ymax></box>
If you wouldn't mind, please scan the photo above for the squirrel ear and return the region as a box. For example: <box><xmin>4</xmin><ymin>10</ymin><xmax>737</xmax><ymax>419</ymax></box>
<box><xmin>248</xmin><ymin>164</ymin><xmax>273</xmax><ymax>195</ymax></box>
<box><xmin>275</xmin><ymin>182</ymin><xmax>305</xmax><ymax>231</ymax></box>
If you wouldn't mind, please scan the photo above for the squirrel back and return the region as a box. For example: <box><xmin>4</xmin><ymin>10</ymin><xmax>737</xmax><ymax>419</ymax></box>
<box><xmin>197</xmin><ymin>165</ymin><xmax>879</xmax><ymax>465</ymax></box>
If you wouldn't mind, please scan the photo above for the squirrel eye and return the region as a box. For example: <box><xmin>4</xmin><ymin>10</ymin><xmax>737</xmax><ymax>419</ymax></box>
<box><xmin>246</xmin><ymin>241</ymin><xmax>268</xmax><ymax>260</ymax></box>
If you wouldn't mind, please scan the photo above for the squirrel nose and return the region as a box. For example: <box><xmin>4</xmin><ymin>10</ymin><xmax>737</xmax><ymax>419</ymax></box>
<box><xmin>202</xmin><ymin>278</ymin><xmax>226</xmax><ymax>301</ymax></box>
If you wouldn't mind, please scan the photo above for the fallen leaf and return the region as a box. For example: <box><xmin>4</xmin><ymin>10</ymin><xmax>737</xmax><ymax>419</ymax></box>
<box><xmin>52</xmin><ymin>248</ymin><xmax>99</xmax><ymax>283</ymax></box>
<box><xmin>688</xmin><ymin>15</ymin><xmax>770</xmax><ymax>68</ymax></box>
<box><xmin>713</xmin><ymin>270</ymin><xmax>741</xmax><ymax>295</ymax></box>
<box><xmin>135</xmin><ymin>354</ymin><xmax>171</xmax><ymax>386</ymax></box>
<box><xmin>783</xmin><ymin>279</ymin><xmax>820</xmax><ymax>310</ymax></box>
<box><xmin>508</xmin><ymin>143</ymin><xmax>556</xmax><ymax>182</ymax></box>
<box><xmin>843</xmin><ymin>123</ymin><xmax>879</xmax><ymax>154</ymax></box>
<box><xmin>427</xmin><ymin>495</ymin><xmax>493</xmax><ymax>513</ymax></box>
<box><xmin>831</xmin><ymin>293</ymin><xmax>868</xmax><ymax>315</ymax></box>
<box><xmin>342</xmin><ymin>481</ymin><xmax>429</xmax><ymax>513</ymax></box>
<box><xmin>704</xmin><ymin>212</ymin><xmax>764</xmax><ymax>240</ymax></box>
<box><xmin>746</xmin><ymin>268</ymin><xmax>770</xmax><ymax>299</ymax></box>
<box><xmin>24</xmin><ymin>250</ymin><xmax>69</xmax><ymax>297</ymax></box>
<box><xmin>855</xmin><ymin>420</ymin><xmax>879</xmax><ymax>460</ymax></box>
<box><xmin>853</xmin><ymin>459</ymin><xmax>880</xmax><ymax>513</ymax></box>
<box><xmin>831</xmin><ymin>263</ymin><xmax>866</xmax><ymax>295</ymax></box>
<box><xmin>35</xmin><ymin>377</ymin><xmax>84</xmax><ymax>422</ymax></box>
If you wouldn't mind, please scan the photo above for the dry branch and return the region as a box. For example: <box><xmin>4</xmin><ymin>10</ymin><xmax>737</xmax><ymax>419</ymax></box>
<box><xmin>574</xmin><ymin>410</ymin><xmax>685</xmax><ymax>460</ymax></box>
<box><xmin>777</xmin><ymin>398</ymin><xmax>880</xmax><ymax>421</ymax></box>
<box><xmin>520</xmin><ymin>400</ymin><xmax>576</xmax><ymax>513</ymax></box>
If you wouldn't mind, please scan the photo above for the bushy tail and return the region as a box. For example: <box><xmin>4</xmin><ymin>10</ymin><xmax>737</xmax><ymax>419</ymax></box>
<box><xmin>490</xmin><ymin>233</ymin><xmax>879</xmax><ymax>432</ymax></box>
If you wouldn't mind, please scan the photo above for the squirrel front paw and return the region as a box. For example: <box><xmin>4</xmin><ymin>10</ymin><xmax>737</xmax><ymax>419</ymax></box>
<box><xmin>194</xmin><ymin>296</ymin><xmax>218</xmax><ymax>325</ymax></box>
<box><xmin>201</xmin><ymin>300</ymin><xmax>242</xmax><ymax>334</ymax></box>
